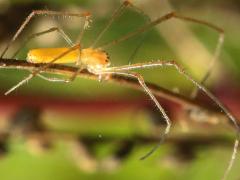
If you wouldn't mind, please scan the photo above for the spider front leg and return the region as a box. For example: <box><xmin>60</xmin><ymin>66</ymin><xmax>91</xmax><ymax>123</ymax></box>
<box><xmin>1</xmin><ymin>10</ymin><xmax>91</xmax><ymax>58</ymax></box>
<box><xmin>96</xmin><ymin>70</ymin><xmax>171</xmax><ymax>160</ymax></box>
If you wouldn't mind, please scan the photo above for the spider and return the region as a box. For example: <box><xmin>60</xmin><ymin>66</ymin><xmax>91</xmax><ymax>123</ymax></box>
<box><xmin>1</xmin><ymin>1</ymin><xmax>239</xmax><ymax>179</ymax></box>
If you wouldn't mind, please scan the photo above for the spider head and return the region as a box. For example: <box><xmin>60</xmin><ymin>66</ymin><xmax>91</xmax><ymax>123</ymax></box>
<box><xmin>81</xmin><ymin>48</ymin><xmax>110</xmax><ymax>71</ymax></box>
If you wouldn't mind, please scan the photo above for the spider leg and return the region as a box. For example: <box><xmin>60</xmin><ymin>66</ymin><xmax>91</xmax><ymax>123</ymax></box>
<box><xmin>36</xmin><ymin>46</ymin><xmax>84</xmax><ymax>84</ymax></box>
<box><xmin>103</xmin><ymin>60</ymin><xmax>239</xmax><ymax>180</ymax></box>
<box><xmin>10</xmin><ymin>26</ymin><xmax>77</xmax><ymax>84</ymax></box>
<box><xmin>190</xmin><ymin>30</ymin><xmax>224</xmax><ymax>98</ymax></box>
<box><xmin>90</xmin><ymin>1</ymin><xmax>131</xmax><ymax>48</ymax></box>
<box><xmin>12</xmin><ymin>27</ymin><xmax>74</xmax><ymax>59</ymax></box>
<box><xmin>5</xmin><ymin>44</ymin><xmax>81</xmax><ymax>95</ymax></box>
<box><xmin>1</xmin><ymin>10</ymin><xmax>91</xmax><ymax>58</ymax></box>
<box><xmin>127</xmin><ymin>9</ymin><xmax>151</xmax><ymax>65</ymax></box>
<box><xmin>4</xmin><ymin>9</ymin><xmax>91</xmax><ymax>95</ymax></box>
<box><xmin>127</xmin><ymin>34</ymin><xmax>147</xmax><ymax>65</ymax></box>
<box><xmin>41</xmin><ymin>12</ymin><xmax>91</xmax><ymax>80</ymax></box>
<box><xmin>98</xmin><ymin>11</ymin><xmax>224</xmax><ymax>97</ymax></box>
<box><xmin>171</xmin><ymin>15</ymin><xmax>224</xmax><ymax>99</ymax></box>
<box><xmin>91</xmin><ymin>1</ymin><xmax>150</xmax><ymax>48</ymax></box>
<box><xmin>95</xmin><ymin>70</ymin><xmax>171</xmax><ymax>160</ymax></box>
<box><xmin>163</xmin><ymin>61</ymin><xmax>238</xmax><ymax>180</ymax></box>
<box><xmin>5</xmin><ymin>70</ymin><xmax>80</xmax><ymax>95</ymax></box>
<box><xmin>5</xmin><ymin>74</ymin><xmax>34</xmax><ymax>95</ymax></box>
<box><xmin>36</xmin><ymin>69</ymin><xmax>82</xmax><ymax>83</ymax></box>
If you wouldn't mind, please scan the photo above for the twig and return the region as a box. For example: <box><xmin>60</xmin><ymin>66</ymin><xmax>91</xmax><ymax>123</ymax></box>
<box><xmin>0</xmin><ymin>58</ymin><xmax>227</xmax><ymax>120</ymax></box>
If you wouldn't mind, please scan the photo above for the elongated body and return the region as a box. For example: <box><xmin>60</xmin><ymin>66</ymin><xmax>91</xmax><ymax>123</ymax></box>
<box><xmin>27</xmin><ymin>47</ymin><xmax>110</xmax><ymax>71</ymax></box>
<box><xmin>27</xmin><ymin>48</ymin><xmax>80</xmax><ymax>64</ymax></box>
